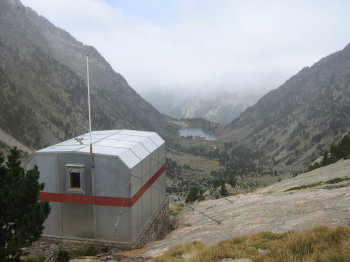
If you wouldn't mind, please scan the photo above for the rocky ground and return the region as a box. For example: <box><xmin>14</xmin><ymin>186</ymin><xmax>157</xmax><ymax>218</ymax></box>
<box><xmin>120</xmin><ymin>159</ymin><xmax>350</xmax><ymax>259</ymax></box>
<box><xmin>52</xmin><ymin>160</ymin><xmax>350</xmax><ymax>261</ymax></box>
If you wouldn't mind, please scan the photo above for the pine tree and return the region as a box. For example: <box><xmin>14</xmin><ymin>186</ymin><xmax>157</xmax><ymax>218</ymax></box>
<box><xmin>0</xmin><ymin>147</ymin><xmax>50</xmax><ymax>262</ymax></box>
<box><xmin>185</xmin><ymin>187</ymin><xmax>199</xmax><ymax>203</ymax></box>
<box><xmin>328</xmin><ymin>135</ymin><xmax>350</xmax><ymax>160</ymax></box>
<box><xmin>198</xmin><ymin>189</ymin><xmax>205</xmax><ymax>201</ymax></box>
<box><xmin>228</xmin><ymin>175</ymin><xmax>237</xmax><ymax>188</ymax></box>
<box><xmin>321</xmin><ymin>151</ymin><xmax>331</xmax><ymax>166</ymax></box>
<box><xmin>219</xmin><ymin>182</ymin><xmax>228</xmax><ymax>197</ymax></box>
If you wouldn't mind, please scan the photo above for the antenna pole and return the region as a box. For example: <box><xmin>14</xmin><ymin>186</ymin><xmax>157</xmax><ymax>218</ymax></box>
<box><xmin>86</xmin><ymin>55</ymin><xmax>92</xmax><ymax>154</ymax></box>
<box><xmin>87</xmin><ymin>55</ymin><xmax>96</xmax><ymax>239</ymax></box>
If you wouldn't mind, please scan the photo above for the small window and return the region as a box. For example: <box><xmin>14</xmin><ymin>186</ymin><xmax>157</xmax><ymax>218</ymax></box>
<box><xmin>70</xmin><ymin>172</ymin><xmax>81</xmax><ymax>189</ymax></box>
<box><xmin>65</xmin><ymin>165</ymin><xmax>84</xmax><ymax>193</ymax></box>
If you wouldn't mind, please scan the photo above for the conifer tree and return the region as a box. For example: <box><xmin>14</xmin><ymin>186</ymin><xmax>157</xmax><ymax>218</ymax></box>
<box><xmin>219</xmin><ymin>182</ymin><xmax>228</xmax><ymax>197</ymax></box>
<box><xmin>0</xmin><ymin>147</ymin><xmax>50</xmax><ymax>262</ymax></box>
<box><xmin>228</xmin><ymin>175</ymin><xmax>237</xmax><ymax>188</ymax></box>
<box><xmin>185</xmin><ymin>187</ymin><xmax>199</xmax><ymax>203</ymax></box>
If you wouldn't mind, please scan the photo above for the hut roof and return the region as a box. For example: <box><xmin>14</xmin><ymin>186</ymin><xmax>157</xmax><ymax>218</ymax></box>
<box><xmin>37</xmin><ymin>130</ymin><xmax>165</xmax><ymax>168</ymax></box>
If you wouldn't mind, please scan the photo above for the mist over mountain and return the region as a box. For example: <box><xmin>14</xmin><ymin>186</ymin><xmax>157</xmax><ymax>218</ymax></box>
<box><xmin>221</xmin><ymin>43</ymin><xmax>350</xmax><ymax>169</ymax></box>
<box><xmin>143</xmin><ymin>89</ymin><xmax>262</xmax><ymax>124</ymax></box>
<box><xmin>0</xmin><ymin>0</ymin><xmax>174</xmax><ymax>149</ymax></box>
<box><xmin>1</xmin><ymin>0</ymin><xmax>350</xmax><ymax>173</ymax></box>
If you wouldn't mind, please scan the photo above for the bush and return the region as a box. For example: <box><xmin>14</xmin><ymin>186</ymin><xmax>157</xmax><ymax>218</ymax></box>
<box><xmin>0</xmin><ymin>147</ymin><xmax>50</xmax><ymax>261</ymax></box>
<box><xmin>69</xmin><ymin>245</ymin><xmax>98</xmax><ymax>258</ymax></box>
<box><xmin>307</xmin><ymin>134</ymin><xmax>350</xmax><ymax>172</ymax></box>
<box><xmin>219</xmin><ymin>182</ymin><xmax>228</xmax><ymax>197</ymax></box>
<box><xmin>186</xmin><ymin>187</ymin><xmax>199</xmax><ymax>203</ymax></box>
<box><xmin>24</xmin><ymin>255</ymin><xmax>45</xmax><ymax>262</ymax></box>
<box><xmin>56</xmin><ymin>250</ymin><xmax>70</xmax><ymax>262</ymax></box>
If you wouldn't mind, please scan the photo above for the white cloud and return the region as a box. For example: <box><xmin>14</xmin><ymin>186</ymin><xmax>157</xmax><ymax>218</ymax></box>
<box><xmin>22</xmin><ymin>0</ymin><xmax>350</xmax><ymax>94</ymax></box>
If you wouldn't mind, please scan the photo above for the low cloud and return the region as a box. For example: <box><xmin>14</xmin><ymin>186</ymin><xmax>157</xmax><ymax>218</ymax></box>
<box><xmin>22</xmin><ymin>0</ymin><xmax>350</xmax><ymax>94</ymax></box>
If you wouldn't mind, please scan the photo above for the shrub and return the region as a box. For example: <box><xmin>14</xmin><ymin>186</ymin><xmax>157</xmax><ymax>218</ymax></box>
<box><xmin>186</xmin><ymin>187</ymin><xmax>199</xmax><ymax>203</ymax></box>
<box><xmin>0</xmin><ymin>148</ymin><xmax>50</xmax><ymax>261</ymax></box>
<box><xmin>56</xmin><ymin>250</ymin><xmax>70</xmax><ymax>262</ymax></box>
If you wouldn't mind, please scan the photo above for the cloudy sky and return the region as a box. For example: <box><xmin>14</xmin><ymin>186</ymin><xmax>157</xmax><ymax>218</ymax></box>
<box><xmin>22</xmin><ymin>0</ymin><xmax>350</xmax><ymax>94</ymax></box>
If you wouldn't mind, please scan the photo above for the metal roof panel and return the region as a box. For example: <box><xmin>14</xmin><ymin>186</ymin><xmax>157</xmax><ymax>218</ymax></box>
<box><xmin>35</xmin><ymin>130</ymin><xmax>164</xmax><ymax>168</ymax></box>
<box><xmin>140</xmin><ymin>138</ymin><xmax>158</xmax><ymax>152</ymax></box>
<box><xmin>37</xmin><ymin>145</ymin><xmax>88</xmax><ymax>152</ymax></box>
<box><xmin>149</xmin><ymin>133</ymin><xmax>165</xmax><ymax>146</ymax></box>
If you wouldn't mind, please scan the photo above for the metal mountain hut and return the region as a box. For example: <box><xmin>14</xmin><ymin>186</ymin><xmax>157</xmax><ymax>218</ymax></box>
<box><xmin>24</xmin><ymin>129</ymin><xmax>167</xmax><ymax>247</ymax></box>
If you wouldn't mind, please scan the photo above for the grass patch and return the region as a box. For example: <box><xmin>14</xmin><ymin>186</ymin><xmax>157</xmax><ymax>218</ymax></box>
<box><xmin>326</xmin><ymin>177</ymin><xmax>350</xmax><ymax>184</ymax></box>
<box><xmin>68</xmin><ymin>244</ymin><xmax>99</xmax><ymax>259</ymax></box>
<box><xmin>22</xmin><ymin>254</ymin><xmax>45</xmax><ymax>262</ymax></box>
<box><xmin>147</xmin><ymin>226</ymin><xmax>350</xmax><ymax>262</ymax></box>
<box><xmin>170</xmin><ymin>152</ymin><xmax>221</xmax><ymax>172</ymax></box>
<box><xmin>285</xmin><ymin>182</ymin><xmax>322</xmax><ymax>191</ymax></box>
<box><xmin>285</xmin><ymin>177</ymin><xmax>350</xmax><ymax>192</ymax></box>
<box><xmin>170</xmin><ymin>203</ymin><xmax>184</xmax><ymax>216</ymax></box>
<box><xmin>22</xmin><ymin>245</ymin><xmax>100</xmax><ymax>261</ymax></box>
<box><xmin>150</xmin><ymin>241</ymin><xmax>205</xmax><ymax>262</ymax></box>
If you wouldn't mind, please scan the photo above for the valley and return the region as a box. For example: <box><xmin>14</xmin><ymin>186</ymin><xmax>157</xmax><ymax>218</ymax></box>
<box><xmin>1</xmin><ymin>0</ymin><xmax>350</xmax><ymax>261</ymax></box>
<box><xmin>164</xmin><ymin>118</ymin><xmax>293</xmax><ymax>201</ymax></box>
<box><xmin>3</xmin><ymin>0</ymin><xmax>350</xmax><ymax>180</ymax></box>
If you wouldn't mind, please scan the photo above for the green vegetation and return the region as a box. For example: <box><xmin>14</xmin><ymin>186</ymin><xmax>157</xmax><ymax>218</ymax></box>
<box><xmin>23</xmin><ymin>255</ymin><xmax>45</xmax><ymax>262</ymax></box>
<box><xmin>308</xmin><ymin>135</ymin><xmax>350</xmax><ymax>171</ymax></box>
<box><xmin>0</xmin><ymin>147</ymin><xmax>50</xmax><ymax>262</ymax></box>
<box><xmin>285</xmin><ymin>177</ymin><xmax>350</xmax><ymax>192</ymax></box>
<box><xmin>169</xmin><ymin>203</ymin><xmax>184</xmax><ymax>216</ymax></box>
<box><xmin>149</xmin><ymin>226</ymin><xmax>350</xmax><ymax>262</ymax></box>
<box><xmin>22</xmin><ymin>244</ymin><xmax>102</xmax><ymax>262</ymax></box>
<box><xmin>166</xmin><ymin>152</ymin><xmax>221</xmax><ymax>198</ymax></box>
<box><xmin>210</xmin><ymin>168</ymin><xmax>237</xmax><ymax>189</ymax></box>
<box><xmin>167</xmin><ymin>152</ymin><xmax>221</xmax><ymax>173</ymax></box>
<box><xmin>327</xmin><ymin>177</ymin><xmax>350</xmax><ymax>184</ymax></box>
<box><xmin>185</xmin><ymin>187</ymin><xmax>204</xmax><ymax>203</ymax></box>
<box><xmin>167</xmin><ymin>150</ymin><xmax>291</xmax><ymax>202</ymax></box>
<box><xmin>68</xmin><ymin>245</ymin><xmax>98</xmax><ymax>259</ymax></box>
<box><xmin>56</xmin><ymin>250</ymin><xmax>70</xmax><ymax>262</ymax></box>
<box><xmin>285</xmin><ymin>183</ymin><xmax>322</xmax><ymax>192</ymax></box>
<box><xmin>150</xmin><ymin>241</ymin><xmax>205</xmax><ymax>262</ymax></box>
<box><xmin>219</xmin><ymin>182</ymin><xmax>228</xmax><ymax>197</ymax></box>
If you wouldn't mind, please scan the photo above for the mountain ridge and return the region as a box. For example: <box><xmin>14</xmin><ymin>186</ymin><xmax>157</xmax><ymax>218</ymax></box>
<box><xmin>220</xmin><ymin>43</ymin><xmax>350</xmax><ymax>169</ymax></box>
<box><xmin>0</xmin><ymin>0</ymin><xmax>174</xmax><ymax>149</ymax></box>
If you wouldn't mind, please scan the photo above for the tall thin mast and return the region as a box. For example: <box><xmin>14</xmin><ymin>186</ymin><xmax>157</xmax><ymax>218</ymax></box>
<box><xmin>87</xmin><ymin>55</ymin><xmax>96</xmax><ymax>237</ymax></box>
<box><xmin>86</xmin><ymin>55</ymin><xmax>92</xmax><ymax>154</ymax></box>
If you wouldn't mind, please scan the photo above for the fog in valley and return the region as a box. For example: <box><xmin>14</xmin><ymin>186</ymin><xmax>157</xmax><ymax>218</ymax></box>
<box><xmin>22</xmin><ymin>0</ymin><xmax>350</xmax><ymax>96</ymax></box>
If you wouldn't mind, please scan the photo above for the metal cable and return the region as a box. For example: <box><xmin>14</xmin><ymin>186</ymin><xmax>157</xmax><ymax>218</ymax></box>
<box><xmin>102</xmin><ymin>181</ymin><xmax>130</xmax><ymax>261</ymax></box>
<box><xmin>130</xmin><ymin>171</ymin><xmax>221</xmax><ymax>225</ymax></box>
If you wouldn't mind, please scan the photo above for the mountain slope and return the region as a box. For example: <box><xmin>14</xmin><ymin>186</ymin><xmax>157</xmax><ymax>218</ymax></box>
<box><xmin>0</xmin><ymin>0</ymin><xmax>173</xmax><ymax>149</ymax></box>
<box><xmin>221</xmin><ymin>44</ymin><xmax>350</xmax><ymax>169</ymax></box>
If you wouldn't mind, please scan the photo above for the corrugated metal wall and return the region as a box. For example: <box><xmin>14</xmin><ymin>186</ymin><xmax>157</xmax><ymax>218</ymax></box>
<box><xmin>25</xmin><ymin>136</ymin><xmax>166</xmax><ymax>245</ymax></box>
